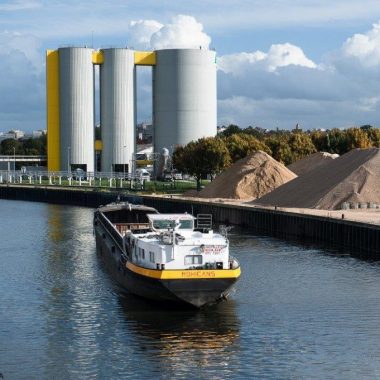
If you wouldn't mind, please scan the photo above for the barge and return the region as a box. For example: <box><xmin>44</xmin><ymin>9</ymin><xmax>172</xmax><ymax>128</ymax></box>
<box><xmin>93</xmin><ymin>202</ymin><xmax>240</xmax><ymax>307</ymax></box>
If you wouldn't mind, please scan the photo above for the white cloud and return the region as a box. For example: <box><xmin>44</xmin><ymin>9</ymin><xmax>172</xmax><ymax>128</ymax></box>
<box><xmin>342</xmin><ymin>21</ymin><xmax>380</xmax><ymax>67</ymax></box>
<box><xmin>217</xmin><ymin>24</ymin><xmax>380</xmax><ymax>129</ymax></box>
<box><xmin>128</xmin><ymin>19</ymin><xmax>163</xmax><ymax>49</ymax></box>
<box><xmin>150</xmin><ymin>15</ymin><xmax>211</xmax><ymax>50</ymax></box>
<box><xmin>218</xmin><ymin>43</ymin><xmax>316</xmax><ymax>75</ymax></box>
<box><xmin>0</xmin><ymin>0</ymin><xmax>41</xmax><ymax>11</ymax></box>
<box><xmin>0</xmin><ymin>30</ymin><xmax>44</xmax><ymax>130</ymax></box>
<box><xmin>0</xmin><ymin>31</ymin><xmax>42</xmax><ymax>70</ymax></box>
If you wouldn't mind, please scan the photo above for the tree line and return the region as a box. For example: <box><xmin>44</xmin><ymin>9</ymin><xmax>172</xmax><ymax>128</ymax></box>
<box><xmin>173</xmin><ymin>125</ymin><xmax>380</xmax><ymax>190</ymax></box>
<box><xmin>0</xmin><ymin>135</ymin><xmax>47</xmax><ymax>156</ymax></box>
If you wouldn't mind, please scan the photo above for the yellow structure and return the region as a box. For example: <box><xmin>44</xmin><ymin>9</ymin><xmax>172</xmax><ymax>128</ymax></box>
<box><xmin>47</xmin><ymin>50</ymin><xmax>156</xmax><ymax>170</ymax></box>
<box><xmin>134</xmin><ymin>51</ymin><xmax>156</xmax><ymax>66</ymax></box>
<box><xmin>92</xmin><ymin>51</ymin><xmax>104</xmax><ymax>64</ymax></box>
<box><xmin>46</xmin><ymin>50</ymin><xmax>60</xmax><ymax>171</ymax></box>
<box><xmin>94</xmin><ymin>140</ymin><xmax>103</xmax><ymax>151</ymax></box>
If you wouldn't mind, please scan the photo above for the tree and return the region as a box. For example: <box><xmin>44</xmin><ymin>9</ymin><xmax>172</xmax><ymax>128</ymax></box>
<box><xmin>172</xmin><ymin>137</ymin><xmax>231</xmax><ymax>191</ymax></box>
<box><xmin>224</xmin><ymin>133</ymin><xmax>271</xmax><ymax>162</ymax></box>
<box><xmin>365</xmin><ymin>127</ymin><xmax>380</xmax><ymax>147</ymax></box>
<box><xmin>218</xmin><ymin>124</ymin><xmax>241</xmax><ymax>137</ymax></box>
<box><xmin>345</xmin><ymin>127</ymin><xmax>372</xmax><ymax>150</ymax></box>
<box><xmin>0</xmin><ymin>139</ymin><xmax>20</xmax><ymax>155</ymax></box>
<box><xmin>287</xmin><ymin>133</ymin><xmax>317</xmax><ymax>162</ymax></box>
<box><xmin>265</xmin><ymin>137</ymin><xmax>293</xmax><ymax>165</ymax></box>
<box><xmin>310</xmin><ymin>130</ymin><xmax>330</xmax><ymax>152</ymax></box>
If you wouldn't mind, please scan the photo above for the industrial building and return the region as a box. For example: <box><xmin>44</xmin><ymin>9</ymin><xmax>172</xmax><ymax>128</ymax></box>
<box><xmin>46</xmin><ymin>47</ymin><xmax>217</xmax><ymax>173</ymax></box>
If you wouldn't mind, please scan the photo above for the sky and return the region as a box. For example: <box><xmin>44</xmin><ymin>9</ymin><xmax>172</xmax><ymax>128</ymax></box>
<box><xmin>1</xmin><ymin>0</ymin><xmax>380</xmax><ymax>132</ymax></box>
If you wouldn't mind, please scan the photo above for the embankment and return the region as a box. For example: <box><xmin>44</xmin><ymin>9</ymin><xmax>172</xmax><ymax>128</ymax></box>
<box><xmin>0</xmin><ymin>184</ymin><xmax>379</xmax><ymax>257</ymax></box>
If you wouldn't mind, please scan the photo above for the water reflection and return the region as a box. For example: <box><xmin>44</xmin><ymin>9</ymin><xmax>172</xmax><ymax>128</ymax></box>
<box><xmin>118</xmin><ymin>293</ymin><xmax>241</xmax><ymax>377</ymax></box>
<box><xmin>42</xmin><ymin>205</ymin><xmax>106</xmax><ymax>378</ymax></box>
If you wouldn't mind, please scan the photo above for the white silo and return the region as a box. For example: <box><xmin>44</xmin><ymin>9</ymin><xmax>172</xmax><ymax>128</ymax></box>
<box><xmin>153</xmin><ymin>49</ymin><xmax>217</xmax><ymax>154</ymax></box>
<box><xmin>100</xmin><ymin>48</ymin><xmax>135</xmax><ymax>173</ymax></box>
<box><xmin>59</xmin><ymin>47</ymin><xmax>95</xmax><ymax>172</ymax></box>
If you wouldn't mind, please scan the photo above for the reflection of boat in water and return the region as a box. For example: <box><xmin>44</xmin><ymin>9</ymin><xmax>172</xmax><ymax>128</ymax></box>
<box><xmin>117</xmin><ymin>293</ymin><xmax>240</xmax><ymax>368</ymax></box>
<box><xmin>94</xmin><ymin>202</ymin><xmax>241</xmax><ymax>307</ymax></box>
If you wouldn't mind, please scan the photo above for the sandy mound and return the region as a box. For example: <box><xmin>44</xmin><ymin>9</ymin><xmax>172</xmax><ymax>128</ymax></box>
<box><xmin>188</xmin><ymin>151</ymin><xmax>297</xmax><ymax>200</ymax></box>
<box><xmin>288</xmin><ymin>152</ymin><xmax>339</xmax><ymax>176</ymax></box>
<box><xmin>253</xmin><ymin>148</ymin><xmax>380</xmax><ymax>210</ymax></box>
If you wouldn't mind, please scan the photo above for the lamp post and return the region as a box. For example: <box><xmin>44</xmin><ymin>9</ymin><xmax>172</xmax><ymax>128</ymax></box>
<box><xmin>13</xmin><ymin>147</ymin><xmax>15</xmax><ymax>181</ymax></box>
<box><xmin>123</xmin><ymin>145</ymin><xmax>127</xmax><ymax>181</ymax></box>
<box><xmin>67</xmin><ymin>146</ymin><xmax>71</xmax><ymax>175</ymax></box>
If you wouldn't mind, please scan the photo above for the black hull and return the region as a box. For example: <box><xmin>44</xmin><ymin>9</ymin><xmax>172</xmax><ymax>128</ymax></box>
<box><xmin>94</xmin><ymin>225</ymin><xmax>238</xmax><ymax>308</ymax></box>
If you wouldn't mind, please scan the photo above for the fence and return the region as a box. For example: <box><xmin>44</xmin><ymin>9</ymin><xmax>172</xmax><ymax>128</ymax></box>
<box><xmin>0</xmin><ymin>170</ymin><xmax>198</xmax><ymax>193</ymax></box>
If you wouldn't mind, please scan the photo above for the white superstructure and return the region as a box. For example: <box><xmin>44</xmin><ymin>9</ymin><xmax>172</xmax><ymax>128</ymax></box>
<box><xmin>126</xmin><ymin>214</ymin><xmax>233</xmax><ymax>270</ymax></box>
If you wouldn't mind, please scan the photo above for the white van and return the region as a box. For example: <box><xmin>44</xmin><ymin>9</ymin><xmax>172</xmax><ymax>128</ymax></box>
<box><xmin>135</xmin><ymin>169</ymin><xmax>151</xmax><ymax>182</ymax></box>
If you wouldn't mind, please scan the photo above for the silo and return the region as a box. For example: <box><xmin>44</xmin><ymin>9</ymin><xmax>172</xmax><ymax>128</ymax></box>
<box><xmin>59</xmin><ymin>47</ymin><xmax>94</xmax><ymax>172</ymax></box>
<box><xmin>100</xmin><ymin>48</ymin><xmax>135</xmax><ymax>173</ymax></box>
<box><xmin>153</xmin><ymin>49</ymin><xmax>217</xmax><ymax>154</ymax></box>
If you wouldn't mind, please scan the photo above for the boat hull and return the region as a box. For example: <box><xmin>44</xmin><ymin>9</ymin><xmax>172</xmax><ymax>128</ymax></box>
<box><xmin>94</xmin><ymin>224</ymin><xmax>239</xmax><ymax>308</ymax></box>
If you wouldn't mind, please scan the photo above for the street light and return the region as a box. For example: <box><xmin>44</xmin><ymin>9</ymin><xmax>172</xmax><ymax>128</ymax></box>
<box><xmin>13</xmin><ymin>147</ymin><xmax>15</xmax><ymax>181</ymax></box>
<box><xmin>67</xmin><ymin>146</ymin><xmax>71</xmax><ymax>175</ymax></box>
<box><xmin>123</xmin><ymin>145</ymin><xmax>127</xmax><ymax>180</ymax></box>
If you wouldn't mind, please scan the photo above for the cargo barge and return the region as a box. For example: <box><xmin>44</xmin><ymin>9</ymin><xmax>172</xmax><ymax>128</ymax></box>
<box><xmin>94</xmin><ymin>202</ymin><xmax>241</xmax><ymax>307</ymax></box>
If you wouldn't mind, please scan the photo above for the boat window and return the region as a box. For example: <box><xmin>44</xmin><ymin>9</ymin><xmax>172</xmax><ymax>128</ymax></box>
<box><xmin>185</xmin><ymin>255</ymin><xmax>203</xmax><ymax>265</ymax></box>
<box><xmin>153</xmin><ymin>220</ymin><xmax>175</xmax><ymax>230</ymax></box>
<box><xmin>152</xmin><ymin>218</ymin><xmax>193</xmax><ymax>230</ymax></box>
<box><xmin>149</xmin><ymin>251</ymin><xmax>155</xmax><ymax>263</ymax></box>
<box><xmin>178</xmin><ymin>219</ymin><xmax>193</xmax><ymax>229</ymax></box>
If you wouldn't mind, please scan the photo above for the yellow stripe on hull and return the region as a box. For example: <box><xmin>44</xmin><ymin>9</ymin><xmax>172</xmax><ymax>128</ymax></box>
<box><xmin>126</xmin><ymin>262</ymin><xmax>241</xmax><ymax>280</ymax></box>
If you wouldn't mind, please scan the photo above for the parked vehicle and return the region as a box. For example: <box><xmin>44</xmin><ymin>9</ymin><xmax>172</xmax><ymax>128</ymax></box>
<box><xmin>135</xmin><ymin>169</ymin><xmax>150</xmax><ymax>182</ymax></box>
<box><xmin>172</xmin><ymin>170</ymin><xmax>183</xmax><ymax>180</ymax></box>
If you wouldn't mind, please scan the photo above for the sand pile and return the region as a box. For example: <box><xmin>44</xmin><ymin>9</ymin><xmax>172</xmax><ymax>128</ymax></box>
<box><xmin>188</xmin><ymin>151</ymin><xmax>297</xmax><ymax>200</ymax></box>
<box><xmin>253</xmin><ymin>148</ymin><xmax>380</xmax><ymax>210</ymax></box>
<box><xmin>288</xmin><ymin>152</ymin><xmax>339</xmax><ymax>176</ymax></box>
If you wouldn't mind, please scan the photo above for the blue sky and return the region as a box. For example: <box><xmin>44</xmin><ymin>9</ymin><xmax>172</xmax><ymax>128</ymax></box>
<box><xmin>1</xmin><ymin>0</ymin><xmax>380</xmax><ymax>132</ymax></box>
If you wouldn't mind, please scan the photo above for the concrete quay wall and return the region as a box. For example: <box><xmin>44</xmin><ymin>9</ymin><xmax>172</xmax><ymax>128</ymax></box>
<box><xmin>0</xmin><ymin>185</ymin><xmax>379</xmax><ymax>257</ymax></box>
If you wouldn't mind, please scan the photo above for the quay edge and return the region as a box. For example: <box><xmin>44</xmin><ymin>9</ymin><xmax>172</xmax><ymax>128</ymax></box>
<box><xmin>0</xmin><ymin>184</ymin><xmax>379</xmax><ymax>257</ymax></box>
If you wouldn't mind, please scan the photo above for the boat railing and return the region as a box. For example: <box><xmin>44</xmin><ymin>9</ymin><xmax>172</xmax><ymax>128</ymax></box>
<box><xmin>96</xmin><ymin>212</ymin><xmax>124</xmax><ymax>249</ymax></box>
<box><xmin>115</xmin><ymin>223</ymin><xmax>150</xmax><ymax>235</ymax></box>
<box><xmin>196</xmin><ymin>214</ymin><xmax>212</xmax><ymax>231</ymax></box>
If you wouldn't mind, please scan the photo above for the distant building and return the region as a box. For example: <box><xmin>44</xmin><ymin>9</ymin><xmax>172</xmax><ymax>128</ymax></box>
<box><xmin>0</xmin><ymin>130</ymin><xmax>25</xmax><ymax>141</ymax></box>
<box><xmin>137</xmin><ymin>123</ymin><xmax>153</xmax><ymax>144</ymax></box>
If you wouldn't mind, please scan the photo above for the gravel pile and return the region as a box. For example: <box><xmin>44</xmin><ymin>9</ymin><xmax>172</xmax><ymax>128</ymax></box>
<box><xmin>188</xmin><ymin>151</ymin><xmax>297</xmax><ymax>200</ymax></box>
<box><xmin>253</xmin><ymin>148</ymin><xmax>380</xmax><ymax>210</ymax></box>
<box><xmin>288</xmin><ymin>152</ymin><xmax>339</xmax><ymax>176</ymax></box>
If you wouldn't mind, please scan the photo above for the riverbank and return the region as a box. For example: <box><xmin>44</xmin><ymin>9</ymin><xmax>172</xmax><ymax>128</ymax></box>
<box><xmin>1</xmin><ymin>184</ymin><xmax>379</xmax><ymax>256</ymax></box>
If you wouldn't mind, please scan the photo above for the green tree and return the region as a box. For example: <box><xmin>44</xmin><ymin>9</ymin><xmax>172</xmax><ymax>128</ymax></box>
<box><xmin>265</xmin><ymin>137</ymin><xmax>293</xmax><ymax>165</ymax></box>
<box><xmin>172</xmin><ymin>137</ymin><xmax>231</xmax><ymax>191</ymax></box>
<box><xmin>287</xmin><ymin>133</ymin><xmax>317</xmax><ymax>162</ymax></box>
<box><xmin>0</xmin><ymin>139</ymin><xmax>21</xmax><ymax>155</ymax></box>
<box><xmin>224</xmin><ymin>133</ymin><xmax>271</xmax><ymax>162</ymax></box>
<box><xmin>345</xmin><ymin>127</ymin><xmax>372</xmax><ymax>150</ymax></box>
<box><xmin>365</xmin><ymin>127</ymin><xmax>380</xmax><ymax>147</ymax></box>
<box><xmin>310</xmin><ymin>130</ymin><xmax>330</xmax><ymax>152</ymax></box>
<box><xmin>218</xmin><ymin>124</ymin><xmax>241</xmax><ymax>137</ymax></box>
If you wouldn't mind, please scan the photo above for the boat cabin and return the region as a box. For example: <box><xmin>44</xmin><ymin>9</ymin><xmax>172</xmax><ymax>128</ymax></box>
<box><xmin>126</xmin><ymin>213</ymin><xmax>231</xmax><ymax>271</ymax></box>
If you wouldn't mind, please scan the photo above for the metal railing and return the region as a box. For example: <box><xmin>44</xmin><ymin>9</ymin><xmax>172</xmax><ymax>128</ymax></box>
<box><xmin>0</xmin><ymin>169</ymin><xmax>198</xmax><ymax>193</ymax></box>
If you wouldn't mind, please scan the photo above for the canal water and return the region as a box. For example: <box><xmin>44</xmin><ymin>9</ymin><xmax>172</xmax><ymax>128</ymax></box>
<box><xmin>1</xmin><ymin>200</ymin><xmax>380</xmax><ymax>379</ymax></box>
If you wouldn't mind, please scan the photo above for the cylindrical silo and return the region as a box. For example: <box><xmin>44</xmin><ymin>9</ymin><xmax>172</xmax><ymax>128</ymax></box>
<box><xmin>153</xmin><ymin>49</ymin><xmax>217</xmax><ymax>155</ymax></box>
<box><xmin>59</xmin><ymin>47</ymin><xmax>94</xmax><ymax>172</ymax></box>
<box><xmin>100</xmin><ymin>48</ymin><xmax>135</xmax><ymax>173</ymax></box>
